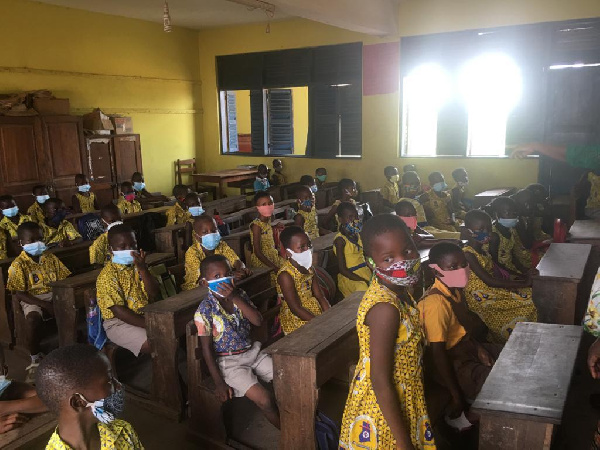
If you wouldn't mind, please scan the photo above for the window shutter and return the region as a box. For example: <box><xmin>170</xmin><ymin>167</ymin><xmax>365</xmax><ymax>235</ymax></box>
<box><xmin>313</xmin><ymin>43</ymin><xmax>363</xmax><ymax>85</ymax></box>
<box><xmin>268</xmin><ymin>89</ymin><xmax>294</xmax><ymax>155</ymax></box>
<box><xmin>217</xmin><ymin>53</ymin><xmax>263</xmax><ymax>90</ymax></box>
<box><xmin>250</xmin><ymin>90</ymin><xmax>266</xmax><ymax>154</ymax></box>
<box><xmin>264</xmin><ymin>49</ymin><xmax>311</xmax><ymax>88</ymax></box>
<box><xmin>339</xmin><ymin>84</ymin><xmax>362</xmax><ymax>156</ymax></box>
<box><xmin>308</xmin><ymin>85</ymin><xmax>338</xmax><ymax>158</ymax></box>
<box><xmin>226</xmin><ymin>91</ymin><xmax>239</xmax><ymax>152</ymax></box>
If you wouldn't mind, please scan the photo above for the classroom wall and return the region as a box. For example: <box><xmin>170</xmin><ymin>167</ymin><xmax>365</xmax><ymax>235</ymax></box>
<box><xmin>0</xmin><ymin>0</ymin><xmax>201</xmax><ymax>195</ymax></box>
<box><xmin>197</xmin><ymin>0</ymin><xmax>600</xmax><ymax>196</ymax></box>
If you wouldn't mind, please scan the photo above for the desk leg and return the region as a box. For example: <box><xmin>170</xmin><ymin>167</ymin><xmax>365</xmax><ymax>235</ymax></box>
<box><xmin>218</xmin><ymin>181</ymin><xmax>225</xmax><ymax>199</ymax></box>
<box><xmin>146</xmin><ymin>314</ymin><xmax>183</xmax><ymax>418</ymax></box>
<box><xmin>479</xmin><ymin>414</ymin><xmax>553</xmax><ymax>450</ymax></box>
<box><xmin>53</xmin><ymin>287</ymin><xmax>78</xmax><ymax>347</ymax></box>
<box><xmin>273</xmin><ymin>354</ymin><xmax>318</xmax><ymax>450</ymax></box>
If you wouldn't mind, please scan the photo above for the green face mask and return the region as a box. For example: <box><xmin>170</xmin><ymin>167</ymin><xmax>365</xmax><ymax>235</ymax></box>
<box><xmin>316</xmin><ymin>174</ymin><xmax>327</xmax><ymax>182</ymax></box>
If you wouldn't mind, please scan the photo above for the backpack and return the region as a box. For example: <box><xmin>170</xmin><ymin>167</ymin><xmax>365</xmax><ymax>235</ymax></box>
<box><xmin>87</xmin><ymin>303</ymin><xmax>107</xmax><ymax>350</ymax></box>
<box><xmin>77</xmin><ymin>214</ymin><xmax>105</xmax><ymax>241</ymax></box>
<box><xmin>315</xmin><ymin>411</ymin><xmax>339</xmax><ymax>450</ymax></box>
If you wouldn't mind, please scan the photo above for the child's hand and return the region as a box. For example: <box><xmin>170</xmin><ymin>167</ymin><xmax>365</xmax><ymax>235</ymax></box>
<box><xmin>215</xmin><ymin>381</ymin><xmax>234</xmax><ymax>402</ymax></box>
<box><xmin>133</xmin><ymin>249</ymin><xmax>148</xmax><ymax>271</ymax></box>
<box><xmin>233</xmin><ymin>268</ymin><xmax>251</xmax><ymax>280</ymax></box>
<box><xmin>476</xmin><ymin>344</ymin><xmax>495</xmax><ymax>367</ymax></box>
<box><xmin>274</xmin><ymin>222</ymin><xmax>286</xmax><ymax>232</ymax></box>
<box><xmin>0</xmin><ymin>413</ymin><xmax>29</xmax><ymax>433</ymax></box>
<box><xmin>59</xmin><ymin>238</ymin><xmax>71</xmax><ymax>248</ymax></box>
<box><xmin>217</xmin><ymin>281</ymin><xmax>235</xmax><ymax>299</ymax></box>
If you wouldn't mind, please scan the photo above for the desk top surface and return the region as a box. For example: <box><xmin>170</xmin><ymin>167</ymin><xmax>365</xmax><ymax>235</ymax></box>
<box><xmin>313</xmin><ymin>233</ymin><xmax>337</xmax><ymax>252</ymax></box>
<box><xmin>534</xmin><ymin>243</ymin><xmax>591</xmax><ymax>281</ymax></box>
<box><xmin>193</xmin><ymin>169</ymin><xmax>257</xmax><ymax>178</ymax></box>
<box><xmin>474</xmin><ymin>188</ymin><xmax>515</xmax><ymax>197</ymax></box>
<box><xmin>472</xmin><ymin>322</ymin><xmax>582</xmax><ymax>422</ymax></box>
<box><xmin>569</xmin><ymin>220</ymin><xmax>600</xmax><ymax>241</ymax></box>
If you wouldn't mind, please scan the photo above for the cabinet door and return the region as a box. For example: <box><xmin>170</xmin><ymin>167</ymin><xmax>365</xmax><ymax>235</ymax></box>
<box><xmin>41</xmin><ymin>116</ymin><xmax>86</xmax><ymax>207</ymax></box>
<box><xmin>0</xmin><ymin>117</ymin><xmax>49</xmax><ymax>209</ymax></box>
<box><xmin>86</xmin><ymin>137</ymin><xmax>116</xmax><ymax>207</ymax></box>
<box><xmin>113</xmin><ymin>134</ymin><xmax>142</xmax><ymax>184</ymax></box>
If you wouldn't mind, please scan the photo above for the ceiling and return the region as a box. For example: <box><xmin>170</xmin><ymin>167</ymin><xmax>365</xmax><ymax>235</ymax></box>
<box><xmin>33</xmin><ymin>0</ymin><xmax>291</xmax><ymax>29</ymax></box>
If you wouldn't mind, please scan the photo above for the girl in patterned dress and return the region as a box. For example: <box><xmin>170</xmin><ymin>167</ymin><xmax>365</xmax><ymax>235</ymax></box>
<box><xmin>72</xmin><ymin>174</ymin><xmax>99</xmax><ymax>213</ymax></box>
<box><xmin>339</xmin><ymin>214</ymin><xmax>435</xmax><ymax>449</ymax></box>
<box><xmin>420</xmin><ymin>172</ymin><xmax>460</xmax><ymax>232</ymax></box>
<box><xmin>293</xmin><ymin>185</ymin><xmax>322</xmax><ymax>240</ymax></box>
<box><xmin>463</xmin><ymin>210</ymin><xmax>537</xmax><ymax>344</ymax></box>
<box><xmin>276</xmin><ymin>226</ymin><xmax>330</xmax><ymax>335</ymax></box>
<box><xmin>249</xmin><ymin>192</ymin><xmax>284</xmax><ymax>285</ymax></box>
<box><xmin>323</xmin><ymin>178</ymin><xmax>359</xmax><ymax>231</ymax></box>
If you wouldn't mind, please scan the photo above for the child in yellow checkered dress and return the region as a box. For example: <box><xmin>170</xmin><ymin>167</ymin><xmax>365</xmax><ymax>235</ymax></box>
<box><xmin>249</xmin><ymin>192</ymin><xmax>284</xmax><ymax>286</ymax></box>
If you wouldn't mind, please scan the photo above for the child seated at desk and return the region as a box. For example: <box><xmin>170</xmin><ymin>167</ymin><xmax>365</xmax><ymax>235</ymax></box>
<box><xmin>293</xmin><ymin>185</ymin><xmax>327</xmax><ymax>240</ymax></box>
<box><xmin>27</xmin><ymin>185</ymin><xmax>50</xmax><ymax>224</ymax></box>
<box><xmin>89</xmin><ymin>204</ymin><xmax>123</xmax><ymax>266</ymax></box>
<box><xmin>315</xmin><ymin>167</ymin><xmax>328</xmax><ymax>187</ymax></box>
<box><xmin>6</xmin><ymin>222</ymin><xmax>71</xmax><ymax>382</ymax></box>
<box><xmin>0</xmin><ymin>195</ymin><xmax>33</xmax><ymax>238</ymax></box>
<box><xmin>96</xmin><ymin>224</ymin><xmax>160</xmax><ymax>356</ymax></box>
<box><xmin>333</xmin><ymin>202</ymin><xmax>371</xmax><ymax>297</ymax></box>
<box><xmin>451</xmin><ymin>168</ymin><xmax>470</xmax><ymax>218</ymax></box>
<box><xmin>323</xmin><ymin>178</ymin><xmax>359</xmax><ymax>230</ymax></box>
<box><xmin>72</xmin><ymin>174</ymin><xmax>98</xmax><ymax>214</ymax></box>
<box><xmin>300</xmin><ymin>175</ymin><xmax>318</xmax><ymax>193</ymax></box>
<box><xmin>132</xmin><ymin>171</ymin><xmax>155</xmax><ymax>199</ymax></box>
<box><xmin>381</xmin><ymin>165</ymin><xmax>401</xmax><ymax>208</ymax></box>
<box><xmin>166</xmin><ymin>184</ymin><xmax>192</xmax><ymax>226</ymax></box>
<box><xmin>271</xmin><ymin>159</ymin><xmax>286</xmax><ymax>186</ymax></box>
<box><xmin>418</xmin><ymin>242</ymin><xmax>501</xmax><ymax>431</ymax></box>
<box><xmin>250</xmin><ymin>192</ymin><xmax>284</xmax><ymax>286</ymax></box>
<box><xmin>394</xmin><ymin>200</ymin><xmax>435</xmax><ymax>246</ymax></box>
<box><xmin>40</xmin><ymin>198</ymin><xmax>81</xmax><ymax>247</ymax></box>
<box><xmin>195</xmin><ymin>255</ymin><xmax>280</xmax><ymax>428</ymax></box>
<box><xmin>276</xmin><ymin>226</ymin><xmax>330</xmax><ymax>335</ymax></box>
<box><xmin>182</xmin><ymin>215</ymin><xmax>250</xmax><ymax>291</ymax></box>
<box><xmin>116</xmin><ymin>182</ymin><xmax>142</xmax><ymax>215</ymax></box>
<box><xmin>254</xmin><ymin>164</ymin><xmax>271</xmax><ymax>192</ymax></box>
<box><xmin>36</xmin><ymin>344</ymin><xmax>143</xmax><ymax>448</ymax></box>
<box><xmin>403</xmin><ymin>164</ymin><xmax>417</xmax><ymax>173</ymax></box>
<box><xmin>525</xmin><ymin>183</ymin><xmax>552</xmax><ymax>241</ymax></box>
<box><xmin>462</xmin><ymin>210</ymin><xmax>537</xmax><ymax>343</ymax></box>
<box><xmin>420</xmin><ymin>171</ymin><xmax>461</xmax><ymax>232</ymax></box>
<box><xmin>339</xmin><ymin>214</ymin><xmax>435</xmax><ymax>449</ymax></box>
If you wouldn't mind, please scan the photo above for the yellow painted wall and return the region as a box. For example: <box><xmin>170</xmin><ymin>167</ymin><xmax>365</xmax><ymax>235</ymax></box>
<box><xmin>0</xmin><ymin>0</ymin><xmax>201</xmax><ymax>194</ymax></box>
<box><xmin>234</xmin><ymin>90</ymin><xmax>252</xmax><ymax>135</ymax></box>
<box><xmin>197</xmin><ymin>1</ymin><xmax>600</xmax><ymax>196</ymax></box>
<box><xmin>292</xmin><ymin>87</ymin><xmax>309</xmax><ymax>155</ymax></box>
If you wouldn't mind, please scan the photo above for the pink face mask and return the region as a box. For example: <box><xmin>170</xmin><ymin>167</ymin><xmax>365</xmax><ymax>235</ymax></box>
<box><xmin>124</xmin><ymin>193</ymin><xmax>136</xmax><ymax>202</ymax></box>
<box><xmin>257</xmin><ymin>204</ymin><xmax>275</xmax><ymax>218</ymax></box>
<box><xmin>400</xmin><ymin>216</ymin><xmax>418</xmax><ymax>231</ymax></box>
<box><xmin>429</xmin><ymin>264</ymin><xmax>471</xmax><ymax>288</ymax></box>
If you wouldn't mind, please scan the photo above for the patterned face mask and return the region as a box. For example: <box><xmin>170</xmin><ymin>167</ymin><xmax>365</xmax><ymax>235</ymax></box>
<box><xmin>374</xmin><ymin>258</ymin><xmax>421</xmax><ymax>286</ymax></box>
<box><xmin>78</xmin><ymin>388</ymin><xmax>125</xmax><ymax>424</ymax></box>
<box><xmin>343</xmin><ymin>220</ymin><xmax>362</xmax><ymax>235</ymax></box>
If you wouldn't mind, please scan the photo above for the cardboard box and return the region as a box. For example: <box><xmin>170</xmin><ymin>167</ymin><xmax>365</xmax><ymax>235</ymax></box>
<box><xmin>110</xmin><ymin>116</ymin><xmax>133</xmax><ymax>134</ymax></box>
<box><xmin>83</xmin><ymin>108</ymin><xmax>114</xmax><ymax>132</ymax></box>
<box><xmin>33</xmin><ymin>98</ymin><xmax>70</xmax><ymax>115</ymax></box>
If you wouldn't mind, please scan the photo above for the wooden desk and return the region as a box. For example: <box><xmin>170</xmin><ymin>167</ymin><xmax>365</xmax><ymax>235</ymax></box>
<box><xmin>569</xmin><ymin>219</ymin><xmax>600</xmax><ymax>244</ymax></box>
<box><xmin>473</xmin><ymin>187</ymin><xmax>516</xmax><ymax>208</ymax></box>
<box><xmin>472</xmin><ymin>322</ymin><xmax>582</xmax><ymax>450</ymax></box>
<box><xmin>50</xmin><ymin>252</ymin><xmax>175</xmax><ymax>347</ymax></box>
<box><xmin>532</xmin><ymin>243</ymin><xmax>591</xmax><ymax>324</ymax></box>
<box><xmin>268</xmin><ymin>291</ymin><xmax>363</xmax><ymax>449</ymax></box>
<box><xmin>192</xmin><ymin>169</ymin><xmax>257</xmax><ymax>199</ymax></box>
<box><xmin>143</xmin><ymin>267</ymin><xmax>272</xmax><ymax>417</ymax></box>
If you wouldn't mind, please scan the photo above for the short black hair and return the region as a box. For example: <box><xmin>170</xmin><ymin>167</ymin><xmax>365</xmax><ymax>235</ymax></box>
<box><xmin>200</xmin><ymin>254</ymin><xmax>229</xmax><ymax>278</ymax></box>
<box><xmin>361</xmin><ymin>214</ymin><xmax>410</xmax><ymax>256</ymax></box>
<box><xmin>336</xmin><ymin>201</ymin><xmax>358</xmax><ymax>218</ymax></box>
<box><xmin>107</xmin><ymin>223</ymin><xmax>135</xmax><ymax>246</ymax></box>
<box><xmin>295</xmin><ymin>185</ymin><xmax>312</xmax><ymax>198</ymax></box>
<box><xmin>300</xmin><ymin>175</ymin><xmax>315</xmax><ymax>186</ymax></box>
<box><xmin>132</xmin><ymin>171</ymin><xmax>143</xmax><ymax>179</ymax></box>
<box><xmin>172</xmin><ymin>184</ymin><xmax>189</xmax><ymax>198</ymax></box>
<box><xmin>464</xmin><ymin>209</ymin><xmax>492</xmax><ymax>229</ymax></box>
<box><xmin>316</xmin><ymin>167</ymin><xmax>326</xmax><ymax>174</ymax></box>
<box><xmin>120</xmin><ymin>181</ymin><xmax>133</xmax><ymax>190</ymax></box>
<box><xmin>257</xmin><ymin>164</ymin><xmax>268</xmax><ymax>172</ymax></box>
<box><xmin>490</xmin><ymin>196</ymin><xmax>516</xmax><ymax>213</ymax></box>
<box><xmin>100</xmin><ymin>203</ymin><xmax>121</xmax><ymax>220</ymax></box>
<box><xmin>403</xmin><ymin>164</ymin><xmax>416</xmax><ymax>173</ymax></box>
<box><xmin>279</xmin><ymin>225</ymin><xmax>307</xmax><ymax>249</ymax></box>
<box><xmin>428</xmin><ymin>242</ymin><xmax>463</xmax><ymax>265</ymax></box>
<box><xmin>428</xmin><ymin>171</ymin><xmax>444</xmax><ymax>183</ymax></box>
<box><xmin>0</xmin><ymin>195</ymin><xmax>14</xmax><ymax>204</ymax></box>
<box><xmin>44</xmin><ymin>197</ymin><xmax>63</xmax><ymax>210</ymax></box>
<box><xmin>452</xmin><ymin>168</ymin><xmax>467</xmax><ymax>179</ymax></box>
<box><xmin>36</xmin><ymin>344</ymin><xmax>107</xmax><ymax>415</ymax></box>
<box><xmin>402</xmin><ymin>171</ymin><xmax>420</xmax><ymax>184</ymax></box>
<box><xmin>17</xmin><ymin>221</ymin><xmax>42</xmax><ymax>240</ymax></box>
<box><xmin>253</xmin><ymin>190</ymin><xmax>272</xmax><ymax>205</ymax></box>
<box><xmin>32</xmin><ymin>184</ymin><xmax>46</xmax><ymax>195</ymax></box>
<box><xmin>185</xmin><ymin>192</ymin><xmax>201</xmax><ymax>202</ymax></box>
<box><xmin>193</xmin><ymin>214</ymin><xmax>215</xmax><ymax>228</ymax></box>
<box><xmin>74</xmin><ymin>173</ymin><xmax>86</xmax><ymax>183</ymax></box>
<box><xmin>338</xmin><ymin>178</ymin><xmax>355</xmax><ymax>193</ymax></box>
<box><xmin>384</xmin><ymin>166</ymin><xmax>397</xmax><ymax>177</ymax></box>
<box><xmin>272</xmin><ymin>159</ymin><xmax>282</xmax><ymax>166</ymax></box>
<box><xmin>394</xmin><ymin>200</ymin><xmax>417</xmax><ymax>216</ymax></box>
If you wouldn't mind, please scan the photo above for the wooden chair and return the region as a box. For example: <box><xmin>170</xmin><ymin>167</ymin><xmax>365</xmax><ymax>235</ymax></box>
<box><xmin>175</xmin><ymin>158</ymin><xmax>217</xmax><ymax>200</ymax></box>
<box><xmin>167</xmin><ymin>263</ymin><xmax>186</xmax><ymax>293</ymax></box>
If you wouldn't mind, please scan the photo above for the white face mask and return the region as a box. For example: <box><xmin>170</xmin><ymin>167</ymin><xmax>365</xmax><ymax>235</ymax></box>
<box><xmin>287</xmin><ymin>248</ymin><xmax>313</xmax><ymax>270</ymax></box>
<box><xmin>104</xmin><ymin>220</ymin><xmax>123</xmax><ymax>231</ymax></box>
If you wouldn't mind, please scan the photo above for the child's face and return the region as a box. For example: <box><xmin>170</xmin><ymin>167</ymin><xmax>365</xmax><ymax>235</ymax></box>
<box><xmin>467</xmin><ymin>217</ymin><xmax>492</xmax><ymax>243</ymax></box>
<box><xmin>437</xmin><ymin>250</ymin><xmax>468</xmax><ymax>271</ymax></box>
<box><xmin>75</xmin><ymin>176</ymin><xmax>89</xmax><ymax>186</ymax></box>
<box><xmin>274</xmin><ymin>160</ymin><xmax>282</xmax><ymax>171</ymax></box>
<box><xmin>121</xmin><ymin>186</ymin><xmax>134</xmax><ymax>196</ymax></box>
<box><xmin>343</xmin><ymin>183</ymin><xmax>358</xmax><ymax>198</ymax></box>
<box><xmin>395</xmin><ymin>205</ymin><xmax>417</xmax><ymax>218</ymax></box>
<box><xmin>203</xmin><ymin>261</ymin><xmax>232</xmax><ymax>282</ymax></box>
<box><xmin>132</xmin><ymin>173</ymin><xmax>144</xmax><ymax>183</ymax></box>
<box><xmin>496</xmin><ymin>203</ymin><xmax>517</xmax><ymax>220</ymax></box>
<box><xmin>402</xmin><ymin>176</ymin><xmax>421</xmax><ymax>197</ymax></box>
<box><xmin>102</xmin><ymin>210</ymin><xmax>122</xmax><ymax>225</ymax></box>
<box><xmin>76</xmin><ymin>355</ymin><xmax>118</xmax><ymax>409</ymax></box>
<box><xmin>194</xmin><ymin>219</ymin><xmax>217</xmax><ymax>237</ymax></box>
<box><xmin>387</xmin><ymin>168</ymin><xmax>399</xmax><ymax>180</ymax></box>
<box><xmin>339</xmin><ymin>208</ymin><xmax>358</xmax><ymax>225</ymax></box>
<box><xmin>297</xmin><ymin>190</ymin><xmax>314</xmax><ymax>210</ymax></box>
<box><xmin>369</xmin><ymin>228</ymin><xmax>419</xmax><ymax>271</ymax></box>
<box><xmin>20</xmin><ymin>229</ymin><xmax>43</xmax><ymax>245</ymax></box>
<box><xmin>316</xmin><ymin>169</ymin><xmax>327</xmax><ymax>177</ymax></box>
<box><xmin>44</xmin><ymin>201</ymin><xmax>65</xmax><ymax>219</ymax></box>
<box><xmin>287</xmin><ymin>233</ymin><xmax>311</xmax><ymax>253</ymax></box>
<box><xmin>256</xmin><ymin>196</ymin><xmax>274</xmax><ymax>208</ymax></box>
<box><xmin>430</xmin><ymin>173</ymin><xmax>445</xmax><ymax>185</ymax></box>
<box><xmin>33</xmin><ymin>187</ymin><xmax>48</xmax><ymax>197</ymax></box>
<box><xmin>110</xmin><ymin>232</ymin><xmax>138</xmax><ymax>251</ymax></box>
<box><xmin>185</xmin><ymin>196</ymin><xmax>201</xmax><ymax>208</ymax></box>
<box><xmin>454</xmin><ymin>171</ymin><xmax>468</xmax><ymax>184</ymax></box>
<box><xmin>0</xmin><ymin>199</ymin><xmax>16</xmax><ymax>210</ymax></box>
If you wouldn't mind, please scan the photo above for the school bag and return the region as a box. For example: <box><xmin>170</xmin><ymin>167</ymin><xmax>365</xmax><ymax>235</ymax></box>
<box><xmin>87</xmin><ymin>297</ymin><xmax>107</xmax><ymax>350</ymax></box>
<box><xmin>77</xmin><ymin>214</ymin><xmax>105</xmax><ymax>241</ymax></box>
<box><xmin>315</xmin><ymin>411</ymin><xmax>339</xmax><ymax>450</ymax></box>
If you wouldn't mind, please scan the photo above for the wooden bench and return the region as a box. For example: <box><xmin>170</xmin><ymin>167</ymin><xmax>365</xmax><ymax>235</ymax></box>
<box><xmin>267</xmin><ymin>291</ymin><xmax>364</xmax><ymax>449</ymax></box>
<box><xmin>49</xmin><ymin>252</ymin><xmax>176</xmax><ymax>347</ymax></box>
<box><xmin>143</xmin><ymin>267</ymin><xmax>273</xmax><ymax>418</ymax></box>
<box><xmin>532</xmin><ymin>243</ymin><xmax>592</xmax><ymax>325</ymax></box>
<box><xmin>473</xmin><ymin>187</ymin><xmax>516</xmax><ymax>208</ymax></box>
<box><xmin>471</xmin><ymin>322</ymin><xmax>582</xmax><ymax>450</ymax></box>
<box><xmin>0</xmin><ymin>412</ymin><xmax>56</xmax><ymax>450</ymax></box>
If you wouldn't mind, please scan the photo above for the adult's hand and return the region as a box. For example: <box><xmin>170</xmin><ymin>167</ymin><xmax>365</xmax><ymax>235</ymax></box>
<box><xmin>510</xmin><ymin>143</ymin><xmax>543</xmax><ymax>159</ymax></box>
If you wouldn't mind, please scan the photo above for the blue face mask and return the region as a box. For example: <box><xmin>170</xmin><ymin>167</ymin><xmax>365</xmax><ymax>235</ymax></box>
<box><xmin>310</xmin><ymin>185</ymin><xmax>318</xmax><ymax>193</ymax></box>
<box><xmin>344</xmin><ymin>220</ymin><xmax>362</xmax><ymax>235</ymax></box>
<box><xmin>188</xmin><ymin>206</ymin><xmax>204</xmax><ymax>217</ymax></box>
<box><xmin>78</xmin><ymin>184</ymin><xmax>91</xmax><ymax>193</ymax></box>
<box><xmin>133</xmin><ymin>182</ymin><xmax>146</xmax><ymax>192</ymax></box>
<box><xmin>201</xmin><ymin>232</ymin><xmax>221</xmax><ymax>251</ymax></box>
<box><xmin>111</xmin><ymin>250</ymin><xmax>135</xmax><ymax>266</ymax></box>
<box><xmin>36</xmin><ymin>195</ymin><xmax>50</xmax><ymax>204</ymax></box>
<box><xmin>470</xmin><ymin>229</ymin><xmax>490</xmax><ymax>243</ymax></box>
<box><xmin>432</xmin><ymin>182</ymin><xmax>448</xmax><ymax>192</ymax></box>
<box><xmin>498</xmin><ymin>218</ymin><xmax>518</xmax><ymax>228</ymax></box>
<box><xmin>208</xmin><ymin>276</ymin><xmax>234</xmax><ymax>297</ymax></box>
<box><xmin>22</xmin><ymin>241</ymin><xmax>47</xmax><ymax>257</ymax></box>
<box><xmin>2</xmin><ymin>206</ymin><xmax>18</xmax><ymax>218</ymax></box>
<box><xmin>79</xmin><ymin>388</ymin><xmax>125</xmax><ymax>425</ymax></box>
<box><xmin>299</xmin><ymin>199</ymin><xmax>313</xmax><ymax>208</ymax></box>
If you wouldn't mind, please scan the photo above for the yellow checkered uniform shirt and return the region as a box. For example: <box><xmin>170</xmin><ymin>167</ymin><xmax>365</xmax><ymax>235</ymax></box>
<box><xmin>89</xmin><ymin>232</ymin><xmax>110</xmax><ymax>265</ymax></box>
<box><xmin>116</xmin><ymin>198</ymin><xmax>142</xmax><ymax>215</ymax></box>
<box><xmin>0</xmin><ymin>230</ymin><xmax>7</xmax><ymax>260</ymax></box>
<box><xmin>27</xmin><ymin>202</ymin><xmax>46</xmax><ymax>224</ymax></box>
<box><xmin>0</xmin><ymin>214</ymin><xmax>33</xmax><ymax>238</ymax></box>
<box><xmin>46</xmin><ymin>420</ymin><xmax>144</xmax><ymax>449</ymax></box>
<box><xmin>166</xmin><ymin>202</ymin><xmax>191</xmax><ymax>226</ymax></box>
<box><xmin>6</xmin><ymin>251</ymin><xmax>70</xmax><ymax>295</ymax></box>
<box><xmin>40</xmin><ymin>220</ymin><xmax>81</xmax><ymax>244</ymax></box>
<box><xmin>96</xmin><ymin>262</ymin><xmax>148</xmax><ymax>320</ymax></box>
<box><xmin>182</xmin><ymin>240</ymin><xmax>239</xmax><ymax>291</ymax></box>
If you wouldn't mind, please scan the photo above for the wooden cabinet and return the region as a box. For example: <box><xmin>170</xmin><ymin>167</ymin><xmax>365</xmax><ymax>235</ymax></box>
<box><xmin>113</xmin><ymin>134</ymin><xmax>142</xmax><ymax>184</ymax></box>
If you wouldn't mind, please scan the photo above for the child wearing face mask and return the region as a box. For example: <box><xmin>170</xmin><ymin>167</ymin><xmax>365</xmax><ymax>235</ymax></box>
<box><xmin>250</xmin><ymin>192</ymin><xmax>284</xmax><ymax>286</ymax></box>
<box><xmin>116</xmin><ymin>182</ymin><xmax>142</xmax><ymax>215</ymax></box>
<box><xmin>132</xmin><ymin>171</ymin><xmax>156</xmax><ymax>199</ymax></box>
<box><xmin>276</xmin><ymin>226</ymin><xmax>330</xmax><ymax>335</ymax></box>
<box><xmin>339</xmin><ymin>214</ymin><xmax>435</xmax><ymax>449</ymax></box>
<box><xmin>72</xmin><ymin>174</ymin><xmax>98</xmax><ymax>214</ymax></box>
<box><xmin>96</xmin><ymin>224</ymin><xmax>160</xmax><ymax>357</ymax></box>
<box><xmin>271</xmin><ymin>159</ymin><xmax>286</xmax><ymax>186</ymax></box>
<box><xmin>254</xmin><ymin>164</ymin><xmax>271</xmax><ymax>192</ymax></box>
<box><xmin>28</xmin><ymin>185</ymin><xmax>50</xmax><ymax>224</ymax></box>
<box><xmin>166</xmin><ymin>184</ymin><xmax>192</xmax><ymax>226</ymax></box>
<box><xmin>333</xmin><ymin>202</ymin><xmax>371</xmax><ymax>297</ymax></box>
<box><xmin>89</xmin><ymin>204</ymin><xmax>123</xmax><ymax>266</ymax></box>
<box><xmin>418</xmin><ymin>242</ymin><xmax>502</xmax><ymax>432</ymax></box>
<box><xmin>7</xmin><ymin>222</ymin><xmax>71</xmax><ymax>383</ymax></box>
<box><xmin>420</xmin><ymin>172</ymin><xmax>461</xmax><ymax>232</ymax></box>
<box><xmin>300</xmin><ymin>175</ymin><xmax>319</xmax><ymax>194</ymax></box>
<box><xmin>182</xmin><ymin>215</ymin><xmax>250</xmax><ymax>291</ymax></box>
<box><xmin>195</xmin><ymin>255</ymin><xmax>280</xmax><ymax>428</ymax></box>
<box><xmin>36</xmin><ymin>344</ymin><xmax>142</xmax><ymax>449</ymax></box>
<box><xmin>463</xmin><ymin>210</ymin><xmax>537</xmax><ymax>344</ymax></box>
<box><xmin>381</xmin><ymin>165</ymin><xmax>401</xmax><ymax>208</ymax></box>
<box><xmin>315</xmin><ymin>167</ymin><xmax>328</xmax><ymax>187</ymax></box>
<box><xmin>324</xmin><ymin>178</ymin><xmax>359</xmax><ymax>231</ymax></box>
<box><xmin>0</xmin><ymin>195</ymin><xmax>33</xmax><ymax>239</ymax></box>
<box><xmin>40</xmin><ymin>198</ymin><xmax>81</xmax><ymax>247</ymax></box>
<box><xmin>293</xmin><ymin>185</ymin><xmax>328</xmax><ymax>240</ymax></box>
<box><xmin>450</xmin><ymin>168</ymin><xmax>470</xmax><ymax>218</ymax></box>
<box><xmin>394</xmin><ymin>200</ymin><xmax>436</xmax><ymax>246</ymax></box>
